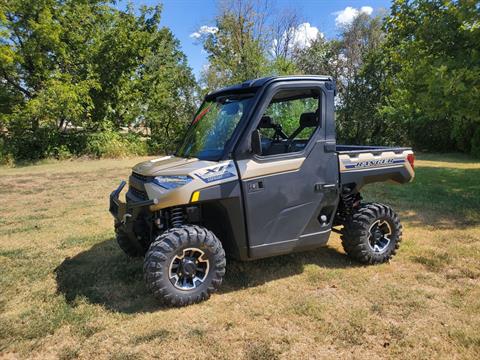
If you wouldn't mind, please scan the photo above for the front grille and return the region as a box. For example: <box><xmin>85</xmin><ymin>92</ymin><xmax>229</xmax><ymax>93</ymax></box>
<box><xmin>128</xmin><ymin>186</ymin><xmax>148</xmax><ymax>200</ymax></box>
<box><xmin>129</xmin><ymin>172</ymin><xmax>151</xmax><ymax>201</ymax></box>
<box><xmin>132</xmin><ymin>172</ymin><xmax>150</xmax><ymax>182</ymax></box>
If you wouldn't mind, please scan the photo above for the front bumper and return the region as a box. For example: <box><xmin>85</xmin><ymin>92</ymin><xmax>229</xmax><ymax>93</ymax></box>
<box><xmin>109</xmin><ymin>181</ymin><xmax>159</xmax><ymax>252</ymax></box>
<box><xmin>109</xmin><ymin>181</ymin><xmax>127</xmax><ymax>222</ymax></box>
<box><xmin>109</xmin><ymin>181</ymin><xmax>159</xmax><ymax>220</ymax></box>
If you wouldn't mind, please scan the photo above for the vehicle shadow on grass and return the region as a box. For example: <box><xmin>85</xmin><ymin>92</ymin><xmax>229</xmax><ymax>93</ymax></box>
<box><xmin>55</xmin><ymin>237</ymin><xmax>358</xmax><ymax>313</ymax></box>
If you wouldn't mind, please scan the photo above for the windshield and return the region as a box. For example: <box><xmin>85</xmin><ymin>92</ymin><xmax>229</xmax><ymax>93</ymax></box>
<box><xmin>176</xmin><ymin>94</ymin><xmax>254</xmax><ymax>160</ymax></box>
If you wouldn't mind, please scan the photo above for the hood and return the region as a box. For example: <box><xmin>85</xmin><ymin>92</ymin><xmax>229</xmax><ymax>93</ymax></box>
<box><xmin>132</xmin><ymin>156</ymin><xmax>218</xmax><ymax>177</ymax></box>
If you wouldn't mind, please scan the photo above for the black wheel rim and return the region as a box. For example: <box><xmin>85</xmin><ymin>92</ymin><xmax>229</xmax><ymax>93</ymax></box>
<box><xmin>368</xmin><ymin>220</ymin><xmax>392</xmax><ymax>254</ymax></box>
<box><xmin>168</xmin><ymin>248</ymin><xmax>210</xmax><ymax>290</ymax></box>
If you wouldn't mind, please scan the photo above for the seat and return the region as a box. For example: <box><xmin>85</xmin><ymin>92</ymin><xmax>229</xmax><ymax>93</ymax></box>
<box><xmin>258</xmin><ymin>115</ymin><xmax>274</xmax><ymax>129</ymax></box>
<box><xmin>287</xmin><ymin>111</ymin><xmax>319</xmax><ymax>141</ymax></box>
<box><xmin>300</xmin><ymin>111</ymin><xmax>319</xmax><ymax>128</ymax></box>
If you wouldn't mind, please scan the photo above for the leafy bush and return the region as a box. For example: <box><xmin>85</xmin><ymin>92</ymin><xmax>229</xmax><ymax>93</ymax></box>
<box><xmin>84</xmin><ymin>131</ymin><xmax>148</xmax><ymax>158</ymax></box>
<box><xmin>0</xmin><ymin>137</ymin><xmax>13</xmax><ymax>165</ymax></box>
<box><xmin>1</xmin><ymin>128</ymin><xmax>149</xmax><ymax>164</ymax></box>
<box><xmin>53</xmin><ymin>145</ymin><xmax>72</xmax><ymax>160</ymax></box>
<box><xmin>5</xmin><ymin>126</ymin><xmax>61</xmax><ymax>161</ymax></box>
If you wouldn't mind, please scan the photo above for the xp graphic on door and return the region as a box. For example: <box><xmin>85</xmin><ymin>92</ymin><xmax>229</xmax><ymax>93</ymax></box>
<box><xmin>109</xmin><ymin>75</ymin><xmax>415</xmax><ymax>306</ymax></box>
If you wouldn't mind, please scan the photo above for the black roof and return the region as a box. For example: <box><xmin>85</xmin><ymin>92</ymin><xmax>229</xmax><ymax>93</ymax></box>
<box><xmin>205</xmin><ymin>75</ymin><xmax>333</xmax><ymax>100</ymax></box>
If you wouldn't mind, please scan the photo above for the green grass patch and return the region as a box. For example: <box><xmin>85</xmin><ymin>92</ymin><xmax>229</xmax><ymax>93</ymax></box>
<box><xmin>59</xmin><ymin>232</ymin><xmax>113</xmax><ymax>249</ymax></box>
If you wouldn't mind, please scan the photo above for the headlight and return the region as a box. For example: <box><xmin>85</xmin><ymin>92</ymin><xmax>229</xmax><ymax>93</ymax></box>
<box><xmin>152</xmin><ymin>175</ymin><xmax>193</xmax><ymax>190</ymax></box>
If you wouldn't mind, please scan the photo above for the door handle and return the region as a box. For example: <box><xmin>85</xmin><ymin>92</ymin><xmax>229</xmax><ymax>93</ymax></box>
<box><xmin>248</xmin><ymin>180</ymin><xmax>264</xmax><ymax>193</ymax></box>
<box><xmin>314</xmin><ymin>183</ymin><xmax>337</xmax><ymax>192</ymax></box>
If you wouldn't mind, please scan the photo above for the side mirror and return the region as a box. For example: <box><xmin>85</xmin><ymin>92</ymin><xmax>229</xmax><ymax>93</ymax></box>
<box><xmin>251</xmin><ymin>129</ymin><xmax>262</xmax><ymax>155</ymax></box>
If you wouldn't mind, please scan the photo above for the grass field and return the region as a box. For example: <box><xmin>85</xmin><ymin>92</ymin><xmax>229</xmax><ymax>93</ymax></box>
<box><xmin>1</xmin><ymin>154</ymin><xmax>479</xmax><ymax>359</ymax></box>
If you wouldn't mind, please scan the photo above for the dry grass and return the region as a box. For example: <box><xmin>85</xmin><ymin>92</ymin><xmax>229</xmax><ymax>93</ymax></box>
<box><xmin>1</xmin><ymin>154</ymin><xmax>479</xmax><ymax>359</ymax></box>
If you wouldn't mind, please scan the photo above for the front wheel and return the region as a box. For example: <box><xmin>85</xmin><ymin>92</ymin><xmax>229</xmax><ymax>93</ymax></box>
<box><xmin>143</xmin><ymin>225</ymin><xmax>226</xmax><ymax>306</ymax></box>
<box><xmin>341</xmin><ymin>203</ymin><xmax>402</xmax><ymax>264</ymax></box>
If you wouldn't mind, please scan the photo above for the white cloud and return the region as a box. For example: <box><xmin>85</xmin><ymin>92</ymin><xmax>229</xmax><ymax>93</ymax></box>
<box><xmin>334</xmin><ymin>6</ymin><xmax>373</xmax><ymax>27</ymax></box>
<box><xmin>291</xmin><ymin>23</ymin><xmax>324</xmax><ymax>49</ymax></box>
<box><xmin>190</xmin><ymin>25</ymin><xmax>219</xmax><ymax>40</ymax></box>
<box><xmin>360</xmin><ymin>6</ymin><xmax>374</xmax><ymax>15</ymax></box>
<box><xmin>272</xmin><ymin>22</ymin><xmax>323</xmax><ymax>55</ymax></box>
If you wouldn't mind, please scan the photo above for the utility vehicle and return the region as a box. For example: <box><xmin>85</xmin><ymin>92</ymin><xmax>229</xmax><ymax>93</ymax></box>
<box><xmin>109</xmin><ymin>75</ymin><xmax>415</xmax><ymax>306</ymax></box>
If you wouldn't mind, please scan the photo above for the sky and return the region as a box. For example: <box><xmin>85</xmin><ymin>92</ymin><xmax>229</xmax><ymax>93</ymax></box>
<box><xmin>117</xmin><ymin>0</ymin><xmax>392</xmax><ymax>80</ymax></box>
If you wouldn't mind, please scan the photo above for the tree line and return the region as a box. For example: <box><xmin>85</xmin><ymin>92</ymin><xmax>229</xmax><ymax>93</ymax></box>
<box><xmin>0</xmin><ymin>0</ymin><xmax>197</xmax><ymax>162</ymax></box>
<box><xmin>1</xmin><ymin>0</ymin><xmax>479</xmax><ymax>164</ymax></box>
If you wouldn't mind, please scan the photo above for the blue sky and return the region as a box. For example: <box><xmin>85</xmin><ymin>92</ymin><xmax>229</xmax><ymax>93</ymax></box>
<box><xmin>117</xmin><ymin>1</ymin><xmax>392</xmax><ymax>80</ymax></box>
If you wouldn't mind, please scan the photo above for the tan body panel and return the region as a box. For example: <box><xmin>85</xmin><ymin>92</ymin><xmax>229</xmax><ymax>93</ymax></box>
<box><xmin>128</xmin><ymin>148</ymin><xmax>413</xmax><ymax>211</ymax></box>
<box><xmin>133</xmin><ymin>156</ymin><xmax>202</xmax><ymax>176</ymax></box>
<box><xmin>236</xmin><ymin>157</ymin><xmax>305</xmax><ymax>180</ymax></box>
<box><xmin>339</xmin><ymin>149</ymin><xmax>414</xmax><ymax>180</ymax></box>
<box><xmin>130</xmin><ymin>155</ymin><xmax>307</xmax><ymax>211</ymax></box>
<box><xmin>132</xmin><ymin>159</ymin><xmax>239</xmax><ymax>211</ymax></box>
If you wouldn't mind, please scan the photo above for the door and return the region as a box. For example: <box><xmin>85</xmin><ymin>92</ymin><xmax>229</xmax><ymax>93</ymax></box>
<box><xmin>236</xmin><ymin>84</ymin><xmax>339</xmax><ymax>259</ymax></box>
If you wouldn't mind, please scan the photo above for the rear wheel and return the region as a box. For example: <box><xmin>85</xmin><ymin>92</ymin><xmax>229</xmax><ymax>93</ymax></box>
<box><xmin>144</xmin><ymin>225</ymin><xmax>226</xmax><ymax>306</ymax></box>
<box><xmin>341</xmin><ymin>203</ymin><xmax>402</xmax><ymax>264</ymax></box>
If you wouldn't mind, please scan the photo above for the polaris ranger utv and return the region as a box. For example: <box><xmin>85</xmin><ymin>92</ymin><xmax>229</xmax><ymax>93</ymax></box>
<box><xmin>109</xmin><ymin>75</ymin><xmax>415</xmax><ymax>306</ymax></box>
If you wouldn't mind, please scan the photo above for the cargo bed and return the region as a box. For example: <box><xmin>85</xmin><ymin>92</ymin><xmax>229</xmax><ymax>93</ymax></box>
<box><xmin>336</xmin><ymin>145</ymin><xmax>412</xmax><ymax>155</ymax></box>
<box><xmin>336</xmin><ymin>145</ymin><xmax>415</xmax><ymax>190</ymax></box>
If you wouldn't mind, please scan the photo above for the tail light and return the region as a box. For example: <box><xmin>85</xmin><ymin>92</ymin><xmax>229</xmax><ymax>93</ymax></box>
<box><xmin>407</xmin><ymin>153</ymin><xmax>415</xmax><ymax>169</ymax></box>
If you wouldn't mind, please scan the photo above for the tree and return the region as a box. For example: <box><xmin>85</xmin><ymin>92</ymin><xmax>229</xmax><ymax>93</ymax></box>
<box><xmin>0</xmin><ymin>0</ymin><xmax>197</xmax><ymax>160</ymax></box>
<box><xmin>294</xmin><ymin>37</ymin><xmax>343</xmax><ymax>85</ymax></box>
<box><xmin>380</xmin><ymin>0</ymin><xmax>480</xmax><ymax>154</ymax></box>
<box><xmin>197</xmin><ymin>0</ymin><xmax>269</xmax><ymax>92</ymax></box>
<box><xmin>269</xmin><ymin>9</ymin><xmax>302</xmax><ymax>60</ymax></box>
<box><xmin>268</xmin><ymin>9</ymin><xmax>322</xmax><ymax>76</ymax></box>
<box><xmin>295</xmin><ymin>13</ymin><xmax>387</xmax><ymax>144</ymax></box>
<box><xmin>335</xmin><ymin>13</ymin><xmax>387</xmax><ymax>144</ymax></box>
<box><xmin>137</xmin><ymin>34</ymin><xmax>198</xmax><ymax>152</ymax></box>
